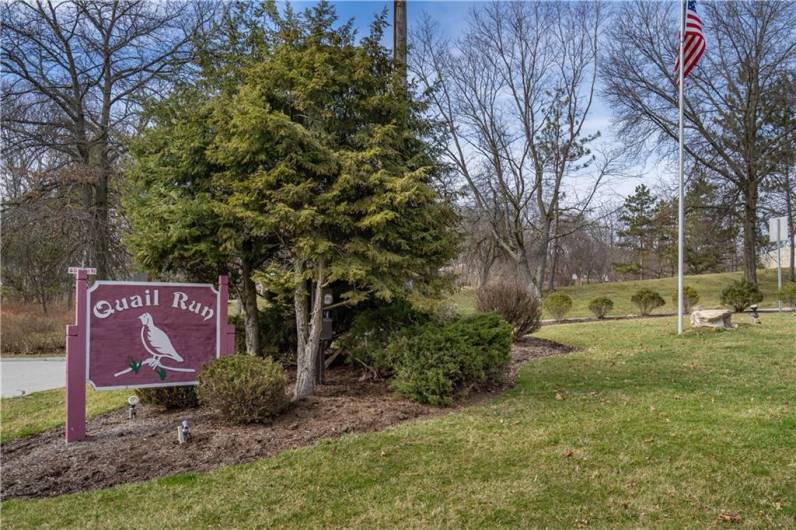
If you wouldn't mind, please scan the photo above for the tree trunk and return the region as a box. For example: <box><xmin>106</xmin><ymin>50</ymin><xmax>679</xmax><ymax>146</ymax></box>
<box><xmin>517</xmin><ymin>253</ymin><xmax>537</xmax><ymax>297</ymax></box>
<box><xmin>547</xmin><ymin>214</ymin><xmax>560</xmax><ymax>292</ymax></box>
<box><xmin>93</xmin><ymin>174</ymin><xmax>110</xmax><ymax>280</ymax></box>
<box><xmin>742</xmin><ymin>181</ymin><xmax>759</xmax><ymax>284</ymax></box>
<box><xmin>39</xmin><ymin>290</ymin><xmax>48</xmax><ymax>315</ymax></box>
<box><xmin>479</xmin><ymin>258</ymin><xmax>494</xmax><ymax>288</ymax></box>
<box><xmin>393</xmin><ymin>1</ymin><xmax>407</xmax><ymax>73</ymax></box>
<box><xmin>294</xmin><ymin>262</ymin><xmax>325</xmax><ymax>401</ymax></box>
<box><xmin>240</xmin><ymin>258</ymin><xmax>260</xmax><ymax>355</ymax></box>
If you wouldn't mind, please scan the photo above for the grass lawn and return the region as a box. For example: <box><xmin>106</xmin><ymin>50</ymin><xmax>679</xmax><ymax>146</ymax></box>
<box><xmin>455</xmin><ymin>269</ymin><xmax>789</xmax><ymax>318</ymax></box>
<box><xmin>0</xmin><ymin>386</ymin><xmax>128</xmax><ymax>444</ymax></box>
<box><xmin>3</xmin><ymin>314</ymin><xmax>794</xmax><ymax>528</ymax></box>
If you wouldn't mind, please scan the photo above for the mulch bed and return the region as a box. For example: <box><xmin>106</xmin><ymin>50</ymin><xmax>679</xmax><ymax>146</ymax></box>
<box><xmin>1</xmin><ymin>337</ymin><xmax>573</xmax><ymax>500</ymax></box>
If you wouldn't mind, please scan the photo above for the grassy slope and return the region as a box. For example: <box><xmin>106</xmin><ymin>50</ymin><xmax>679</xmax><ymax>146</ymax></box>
<box><xmin>0</xmin><ymin>386</ymin><xmax>128</xmax><ymax>444</ymax></box>
<box><xmin>4</xmin><ymin>315</ymin><xmax>794</xmax><ymax>528</ymax></box>
<box><xmin>454</xmin><ymin>269</ymin><xmax>787</xmax><ymax>318</ymax></box>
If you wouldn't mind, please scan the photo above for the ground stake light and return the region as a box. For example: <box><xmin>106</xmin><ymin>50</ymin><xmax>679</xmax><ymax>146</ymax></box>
<box><xmin>127</xmin><ymin>395</ymin><xmax>139</xmax><ymax>419</ymax></box>
<box><xmin>177</xmin><ymin>420</ymin><xmax>190</xmax><ymax>444</ymax></box>
<box><xmin>750</xmin><ymin>305</ymin><xmax>761</xmax><ymax>324</ymax></box>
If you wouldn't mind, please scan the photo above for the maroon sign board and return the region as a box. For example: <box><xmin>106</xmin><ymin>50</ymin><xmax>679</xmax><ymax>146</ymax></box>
<box><xmin>65</xmin><ymin>272</ymin><xmax>235</xmax><ymax>442</ymax></box>
<box><xmin>87</xmin><ymin>282</ymin><xmax>224</xmax><ymax>389</ymax></box>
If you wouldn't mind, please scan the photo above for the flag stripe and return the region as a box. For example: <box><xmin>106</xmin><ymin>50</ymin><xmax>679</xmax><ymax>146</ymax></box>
<box><xmin>674</xmin><ymin>0</ymin><xmax>705</xmax><ymax>81</ymax></box>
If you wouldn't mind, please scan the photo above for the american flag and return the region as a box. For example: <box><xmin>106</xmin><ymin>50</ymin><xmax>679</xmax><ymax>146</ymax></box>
<box><xmin>674</xmin><ymin>0</ymin><xmax>705</xmax><ymax>80</ymax></box>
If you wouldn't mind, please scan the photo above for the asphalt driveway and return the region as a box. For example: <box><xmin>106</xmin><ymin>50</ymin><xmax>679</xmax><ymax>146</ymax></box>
<box><xmin>1</xmin><ymin>357</ymin><xmax>65</xmax><ymax>397</ymax></box>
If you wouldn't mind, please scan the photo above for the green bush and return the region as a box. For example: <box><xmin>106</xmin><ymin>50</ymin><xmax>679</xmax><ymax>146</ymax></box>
<box><xmin>135</xmin><ymin>386</ymin><xmax>199</xmax><ymax>409</ymax></box>
<box><xmin>543</xmin><ymin>292</ymin><xmax>573</xmax><ymax>320</ymax></box>
<box><xmin>720</xmin><ymin>280</ymin><xmax>763</xmax><ymax>312</ymax></box>
<box><xmin>337</xmin><ymin>299</ymin><xmax>432</xmax><ymax>377</ymax></box>
<box><xmin>198</xmin><ymin>355</ymin><xmax>289</xmax><ymax>424</ymax></box>
<box><xmin>588</xmin><ymin>297</ymin><xmax>614</xmax><ymax>319</ymax></box>
<box><xmin>475</xmin><ymin>283</ymin><xmax>541</xmax><ymax>340</ymax></box>
<box><xmin>778</xmin><ymin>282</ymin><xmax>796</xmax><ymax>310</ymax></box>
<box><xmin>630</xmin><ymin>289</ymin><xmax>665</xmax><ymax>315</ymax></box>
<box><xmin>671</xmin><ymin>286</ymin><xmax>700</xmax><ymax>313</ymax></box>
<box><xmin>388</xmin><ymin>313</ymin><xmax>512</xmax><ymax>406</ymax></box>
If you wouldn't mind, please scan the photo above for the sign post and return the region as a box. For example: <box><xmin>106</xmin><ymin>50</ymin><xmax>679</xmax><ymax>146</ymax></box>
<box><xmin>65</xmin><ymin>268</ymin><xmax>94</xmax><ymax>442</ymax></box>
<box><xmin>65</xmin><ymin>273</ymin><xmax>235</xmax><ymax>442</ymax></box>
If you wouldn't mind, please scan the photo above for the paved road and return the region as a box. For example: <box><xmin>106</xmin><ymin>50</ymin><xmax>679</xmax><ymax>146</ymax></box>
<box><xmin>1</xmin><ymin>357</ymin><xmax>65</xmax><ymax>397</ymax></box>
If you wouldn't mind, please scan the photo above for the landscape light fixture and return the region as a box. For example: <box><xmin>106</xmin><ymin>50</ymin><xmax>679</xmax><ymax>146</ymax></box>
<box><xmin>127</xmin><ymin>395</ymin><xmax>140</xmax><ymax>419</ymax></box>
<box><xmin>177</xmin><ymin>420</ymin><xmax>191</xmax><ymax>444</ymax></box>
<box><xmin>750</xmin><ymin>305</ymin><xmax>760</xmax><ymax>324</ymax></box>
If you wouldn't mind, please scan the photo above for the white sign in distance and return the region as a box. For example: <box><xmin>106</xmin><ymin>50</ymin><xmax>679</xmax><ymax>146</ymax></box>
<box><xmin>68</xmin><ymin>266</ymin><xmax>97</xmax><ymax>275</ymax></box>
<box><xmin>768</xmin><ymin>216</ymin><xmax>789</xmax><ymax>243</ymax></box>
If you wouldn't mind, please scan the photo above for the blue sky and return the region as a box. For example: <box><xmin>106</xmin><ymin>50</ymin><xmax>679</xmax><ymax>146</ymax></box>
<box><xmin>287</xmin><ymin>1</ymin><xmax>665</xmax><ymax>201</ymax></box>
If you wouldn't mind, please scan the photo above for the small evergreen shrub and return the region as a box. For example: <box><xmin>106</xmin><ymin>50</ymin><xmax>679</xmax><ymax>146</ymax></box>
<box><xmin>588</xmin><ymin>297</ymin><xmax>614</xmax><ymax>319</ymax></box>
<box><xmin>779</xmin><ymin>282</ymin><xmax>796</xmax><ymax>310</ymax></box>
<box><xmin>475</xmin><ymin>283</ymin><xmax>541</xmax><ymax>340</ymax></box>
<box><xmin>630</xmin><ymin>289</ymin><xmax>665</xmax><ymax>315</ymax></box>
<box><xmin>671</xmin><ymin>286</ymin><xmax>700</xmax><ymax>313</ymax></box>
<box><xmin>543</xmin><ymin>292</ymin><xmax>573</xmax><ymax>320</ymax></box>
<box><xmin>720</xmin><ymin>280</ymin><xmax>763</xmax><ymax>312</ymax></box>
<box><xmin>198</xmin><ymin>355</ymin><xmax>288</xmax><ymax>423</ymax></box>
<box><xmin>388</xmin><ymin>313</ymin><xmax>512</xmax><ymax>406</ymax></box>
<box><xmin>338</xmin><ymin>299</ymin><xmax>432</xmax><ymax>377</ymax></box>
<box><xmin>135</xmin><ymin>386</ymin><xmax>198</xmax><ymax>409</ymax></box>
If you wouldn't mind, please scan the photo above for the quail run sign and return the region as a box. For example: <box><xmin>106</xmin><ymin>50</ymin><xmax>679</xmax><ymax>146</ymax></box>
<box><xmin>65</xmin><ymin>270</ymin><xmax>235</xmax><ymax>442</ymax></box>
<box><xmin>87</xmin><ymin>282</ymin><xmax>221</xmax><ymax>389</ymax></box>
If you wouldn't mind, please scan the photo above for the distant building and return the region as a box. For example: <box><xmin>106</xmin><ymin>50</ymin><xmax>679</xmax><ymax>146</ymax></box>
<box><xmin>761</xmin><ymin>244</ymin><xmax>795</xmax><ymax>269</ymax></box>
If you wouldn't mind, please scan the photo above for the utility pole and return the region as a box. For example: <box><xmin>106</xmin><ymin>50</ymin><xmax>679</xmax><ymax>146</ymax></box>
<box><xmin>394</xmin><ymin>0</ymin><xmax>407</xmax><ymax>76</ymax></box>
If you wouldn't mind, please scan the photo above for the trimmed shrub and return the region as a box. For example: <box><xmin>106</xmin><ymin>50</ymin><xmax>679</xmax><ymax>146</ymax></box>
<box><xmin>388</xmin><ymin>313</ymin><xmax>512</xmax><ymax>406</ymax></box>
<box><xmin>630</xmin><ymin>289</ymin><xmax>665</xmax><ymax>315</ymax></box>
<box><xmin>543</xmin><ymin>292</ymin><xmax>573</xmax><ymax>320</ymax></box>
<box><xmin>720</xmin><ymin>280</ymin><xmax>763</xmax><ymax>312</ymax></box>
<box><xmin>588</xmin><ymin>297</ymin><xmax>614</xmax><ymax>319</ymax></box>
<box><xmin>135</xmin><ymin>386</ymin><xmax>199</xmax><ymax>409</ymax></box>
<box><xmin>779</xmin><ymin>282</ymin><xmax>796</xmax><ymax>310</ymax></box>
<box><xmin>338</xmin><ymin>299</ymin><xmax>432</xmax><ymax>377</ymax></box>
<box><xmin>198</xmin><ymin>355</ymin><xmax>288</xmax><ymax>424</ymax></box>
<box><xmin>475</xmin><ymin>283</ymin><xmax>541</xmax><ymax>340</ymax></box>
<box><xmin>671</xmin><ymin>286</ymin><xmax>700</xmax><ymax>313</ymax></box>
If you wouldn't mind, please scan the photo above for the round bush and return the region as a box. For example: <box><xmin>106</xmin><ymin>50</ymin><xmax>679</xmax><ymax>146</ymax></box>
<box><xmin>671</xmin><ymin>286</ymin><xmax>700</xmax><ymax>313</ymax></box>
<box><xmin>388</xmin><ymin>313</ymin><xmax>512</xmax><ymax>406</ymax></box>
<box><xmin>720</xmin><ymin>280</ymin><xmax>763</xmax><ymax>312</ymax></box>
<box><xmin>198</xmin><ymin>355</ymin><xmax>289</xmax><ymax>424</ymax></box>
<box><xmin>135</xmin><ymin>386</ymin><xmax>199</xmax><ymax>409</ymax></box>
<box><xmin>475</xmin><ymin>283</ymin><xmax>541</xmax><ymax>340</ymax></box>
<box><xmin>588</xmin><ymin>297</ymin><xmax>614</xmax><ymax>319</ymax></box>
<box><xmin>543</xmin><ymin>292</ymin><xmax>573</xmax><ymax>320</ymax></box>
<box><xmin>338</xmin><ymin>299</ymin><xmax>432</xmax><ymax>377</ymax></box>
<box><xmin>630</xmin><ymin>289</ymin><xmax>665</xmax><ymax>316</ymax></box>
<box><xmin>779</xmin><ymin>282</ymin><xmax>796</xmax><ymax>310</ymax></box>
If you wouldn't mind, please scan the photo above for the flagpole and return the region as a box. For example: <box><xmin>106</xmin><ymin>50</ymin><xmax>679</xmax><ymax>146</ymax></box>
<box><xmin>677</xmin><ymin>0</ymin><xmax>686</xmax><ymax>335</ymax></box>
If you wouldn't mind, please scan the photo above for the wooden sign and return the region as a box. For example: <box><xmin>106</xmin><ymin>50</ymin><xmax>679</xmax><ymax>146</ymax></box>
<box><xmin>65</xmin><ymin>273</ymin><xmax>235</xmax><ymax>442</ymax></box>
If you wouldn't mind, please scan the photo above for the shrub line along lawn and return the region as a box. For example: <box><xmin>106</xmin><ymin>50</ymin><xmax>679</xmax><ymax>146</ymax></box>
<box><xmin>454</xmin><ymin>269</ymin><xmax>788</xmax><ymax>319</ymax></box>
<box><xmin>2</xmin><ymin>315</ymin><xmax>794</xmax><ymax>528</ymax></box>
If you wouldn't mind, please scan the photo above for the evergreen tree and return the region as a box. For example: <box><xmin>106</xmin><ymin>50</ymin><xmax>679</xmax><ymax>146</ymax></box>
<box><xmin>684</xmin><ymin>174</ymin><xmax>736</xmax><ymax>274</ymax></box>
<box><xmin>650</xmin><ymin>199</ymin><xmax>677</xmax><ymax>277</ymax></box>
<box><xmin>618</xmin><ymin>184</ymin><xmax>656</xmax><ymax>279</ymax></box>
<box><xmin>125</xmin><ymin>2</ymin><xmax>458</xmax><ymax>399</ymax></box>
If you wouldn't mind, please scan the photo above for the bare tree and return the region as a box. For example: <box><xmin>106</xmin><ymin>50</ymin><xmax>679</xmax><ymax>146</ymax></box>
<box><xmin>412</xmin><ymin>1</ymin><xmax>619</xmax><ymax>296</ymax></box>
<box><xmin>1</xmin><ymin>0</ymin><xmax>213</xmax><ymax>278</ymax></box>
<box><xmin>602</xmin><ymin>0</ymin><xmax>796</xmax><ymax>284</ymax></box>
